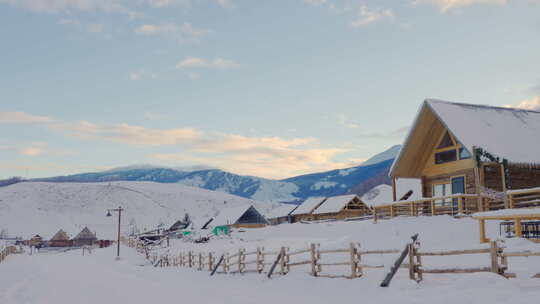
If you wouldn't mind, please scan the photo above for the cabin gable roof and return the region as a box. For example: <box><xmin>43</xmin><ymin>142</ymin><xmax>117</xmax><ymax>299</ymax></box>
<box><xmin>391</xmin><ymin>99</ymin><xmax>540</xmax><ymax>178</ymax></box>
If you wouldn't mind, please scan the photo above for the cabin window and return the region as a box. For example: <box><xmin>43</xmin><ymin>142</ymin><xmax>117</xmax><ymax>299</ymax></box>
<box><xmin>435</xmin><ymin>149</ymin><xmax>457</xmax><ymax>164</ymax></box>
<box><xmin>437</xmin><ymin>131</ymin><xmax>454</xmax><ymax>149</ymax></box>
<box><xmin>433</xmin><ymin>183</ymin><xmax>451</xmax><ymax>205</ymax></box>
<box><xmin>459</xmin><ymin>147</ymin><xmax>471</xmax><ymax>160</ymax></box>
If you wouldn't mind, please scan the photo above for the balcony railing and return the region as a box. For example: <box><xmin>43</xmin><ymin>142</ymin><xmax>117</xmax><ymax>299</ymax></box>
<box><xmin>372</xmin><ymin>187</ymin><xmax>540</xmax><ymax>218</ymax></box>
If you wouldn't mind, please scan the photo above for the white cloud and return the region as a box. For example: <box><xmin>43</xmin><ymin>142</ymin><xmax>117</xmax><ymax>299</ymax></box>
<box><xmin>129</xmin><ymin>69</ymin><xmax>157</xmax><ymax>81</ymax></box>
<box><xmin>0</xmin><ymin>0</ymin><xmax>128</xmax><ymax>14</ymax></box>
<box><xmin>303</xmin><ymin>0</ymin><xmax>327</xmax><ymax>6</ymax></box>
<box><xmin>337</xmin><ymin>114</ymin><xmax>360</xmax><ymax>129</ymax></box>
<box><xmin>214</xmin><ymin>0</ymin><xmax>233</xmax><ymax>8</ymax></box>
<box><xmin>87</xmin><ymin>23</ymin><xmax>104</xmax><ymax>33</ymax></box>
<box><xmin>412</xmin><ymin>0</ymin><xmax>507</xmax><ymax>12</ymax></box>
<box><xmin>1</xmin><ymin>111</ymin><xmax>348</xmax><ymax>179</ymax></box>
<box><xmin>0</xmin><ymin>112</ymin><xmax>53</xmax><ymax>124</ymax></box>
<box><xmin>20</xmin><ymin>146</ymin><xmax>44</xmax><ymax>156</ymax></box>
<box><xmin>134</xmin><ymin>22</ymin><xmax>210</xmax><ymax>42</ymax></box>
<box><xmin>505</xmin><ymin>96</ymin><xmax>540</xmax><ymax>111</ymax></box>
<box><xmin>175</xmin><ymin>57</ymin><xmax>240</xmax><ymax>69</ymax></box>
<box><xmin>350</xmin><ymin>5</ymin><xmax>394</xmax><ymax>27</ymax></box>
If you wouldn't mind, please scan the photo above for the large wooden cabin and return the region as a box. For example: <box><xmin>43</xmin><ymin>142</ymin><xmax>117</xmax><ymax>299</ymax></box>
<box><xmin>389</xmin><ymin>99</ymin><xmax>540</xmax><ymax>213</ymax></box>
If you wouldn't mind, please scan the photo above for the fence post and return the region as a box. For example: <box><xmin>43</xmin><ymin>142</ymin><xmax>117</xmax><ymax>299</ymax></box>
<box><xmin>408</xmin><ymin>243</ymin><xmax>415</xmax><ymax>280</ymax></box>
<box><xmin>310</xmin><ymin>243</ymin><xmax>319</xmax><ymax>277</ymax></box>
<box><xmin>490</xmin><ymin>241</ymin><xmax>500</xmax><ymax>274</ymax></box>
<box><xmin>279</xmin><ymin>247</ymin><xmax>287</xmax><ymax>275</ymax></box>
<box><xmin>199</xmin><ymin>252</ymin><xmax>203</xmax><ymax>271</ymax></box>
<box><xmin>223</xmin><ymin>253</ymin><xmax>229</xmax><ymax>273</ymax></box>
<box><xmin>415</xmin><ymin>241</ymin><xmax>423</xmax><ymax>282</ymax></box>
<box><xmin>188</xmin><ymin>251</ymin><xmax>193</xmax><ymax>268</ymax></box>
<box><xmin>208</xmin><ymin>252</ymin><xmax>213</xmax><ymax>272</ymax></box>
<box><xmin>256</xmin><ymin>247</ymin><xmax>263</xmax><ymax>273</ymax></box>
<box><xmin>350</xmin><ymin>243</ymin><xmax>359</xmax><ymax>278</ymax></box>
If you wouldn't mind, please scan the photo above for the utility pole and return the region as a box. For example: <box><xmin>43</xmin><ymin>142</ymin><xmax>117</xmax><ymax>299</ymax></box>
<box><xmin>106</xmin><ymin>206</ymin><xmax>124</xmax><ymax>260</ymax></box>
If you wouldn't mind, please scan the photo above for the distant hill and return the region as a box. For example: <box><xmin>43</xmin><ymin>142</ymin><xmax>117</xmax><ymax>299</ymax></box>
<box><xmin>13</xmin><ymin>145</ymin><xmax>402</xmax><ymax>203</ymax></box>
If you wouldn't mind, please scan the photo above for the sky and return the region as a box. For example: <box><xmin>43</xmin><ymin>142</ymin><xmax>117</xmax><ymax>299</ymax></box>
<box><xmin>1</xmin><ymin>0</ymin><xmax>539</xmax><ymax>180</ymax></box>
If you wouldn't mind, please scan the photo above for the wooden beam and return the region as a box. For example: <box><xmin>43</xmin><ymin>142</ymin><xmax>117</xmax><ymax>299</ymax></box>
<box><xmin>479</xmin><ymin>219</ymin><xmax>489</xmax><ymax>243</ymax></box>
<box><xmin>514</xmin><ymin>219</ymin><xmax>523</xmax><ymax>238</ymax></box>
<box><xmin>392</xmin><ymin>177</ymin><xmax>397</xmax><ymax>202</ymax></box>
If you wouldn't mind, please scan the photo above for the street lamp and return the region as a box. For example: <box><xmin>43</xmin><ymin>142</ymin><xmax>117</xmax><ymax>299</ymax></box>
<box><xmin>106</xmin><ymin>206</ymin><xmax>124</xmax><ymax>260</ymax></box>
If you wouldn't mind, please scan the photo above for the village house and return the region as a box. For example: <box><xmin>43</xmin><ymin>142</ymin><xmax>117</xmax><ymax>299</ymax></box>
<box><xmin>290</xmin><ymin>197</ymin><xmax>327</xmax><ymax>222</ymax></box>
<box><xmin>311</xmin><ymin>194</ymin><xmax>372</xmax><ymax>221</ymax></box>
<box><xmin>387</xmin><ymin>99</ymin><xmax>540</xmax><ymax>215</ymax></box>
<box><xmin>211</xmin><ymin>205</ymin><xmax>268</xmax><ymax>232</ymax></box>
<box><xmin>49</xmin><ymin>229</ymin><xmax>72</xmax><ymax>247</ymax></box>
<box><xmin>72</xmin><ymin>227</ymin><xmax>98</xmax><ymax>247</ymax></box>
<box><xmin>266</xmin><ymin>204</ymin><xmax>298</xmax><ymax>225</ymax></box>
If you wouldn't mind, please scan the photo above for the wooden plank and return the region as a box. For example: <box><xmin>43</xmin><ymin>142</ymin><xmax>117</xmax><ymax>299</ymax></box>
<box><xmin>210</xmin><ymin>255</ymin><xmax>225</xmax><ymax>276</ymax></box>
<box><xmin>422</xmin><ymin>267</ymin><xmax>490</xmax><ymax>274</ymax></box>
<box><xmin>319</xmin><ymin>249</ymin><xmax>349</xmax><ymax>254</ymax></box>
<box><xmin>502</xmin><ymin>251</ymin><xmax>540</xmax><ymax>257</ymax></box>
<box><xmin>267</xmin><ymin>250</ymin><xmax>283</xmax><ymax>278</ymax></box>
<box><xmin>287</xmin><ymin>260</ymin><xmax>311</xmax><ymax>267</ymax></box>
<box><xmin>417</xmin><ymin>248</ymin><xmax>490</xmax><ymax>256</ymax></box>
<box><xmin>359</xmin><ymin>249</ymin><xmax>400</xmax><ymax>255</ymax></box>
<box><xmin>288</xmin><ymin>248</ymin><xmax>311</xmax><ymax>256</ymax></box>
<box><xmin>318</xmin><ymin>262</ymin><xmax>351</xmax><ymax>266</ymax></box>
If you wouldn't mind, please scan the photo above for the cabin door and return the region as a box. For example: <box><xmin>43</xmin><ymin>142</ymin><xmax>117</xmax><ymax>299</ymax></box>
<box><xmin>451</xmin><ymin>176</ymin><xmax>465</xmax><ymax>214</ymax></box>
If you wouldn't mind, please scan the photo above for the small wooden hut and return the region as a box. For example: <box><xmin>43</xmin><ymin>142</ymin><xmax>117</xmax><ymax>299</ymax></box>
<box><xmin>311</xmin><ymin>194</ymin><xmax>372</xmax><ymax>221</ymax></box>
<box><xmin>266</xmin><ymin>204</ymin><xmax>299</xmax><ymax>225</ymax></box>
<box><xmin>72</xmin><ymin>227</ymin><xmax>97</xmax><ymax>247</ymax></box>
<box><xmin>29</xmin><ymin>234</ymin><xmax>43</xmax><ymax>247</ymax></box>
<box><xmin>49</xmin><ymin>229</ymin><xmax>72</xmax><ymax>247</ymax></box>
<box><xmin>212</xmin><ymin>205</ymin><xmax>268</xmax><ymax>229</ymax></box>
<box><xmin>290</xmin><ymin>197</ymin><xmax>327</xmax><ymax>222</ymax></box>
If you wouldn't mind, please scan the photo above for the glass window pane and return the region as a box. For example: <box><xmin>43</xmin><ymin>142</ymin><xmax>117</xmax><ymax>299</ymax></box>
<box><xmin>437</xmin><ymin>132</ymin><xmax>454</xmax><ymax>149</ymax></box>
<box><xmin>435</xmin><ymin>150</ymin><xmax>457</xmax><ymax>164</ymax></box>
<box><xmin>459</xmin><ymin>147</ymin><xmax>471</xmax><ymax>160</ymax></box>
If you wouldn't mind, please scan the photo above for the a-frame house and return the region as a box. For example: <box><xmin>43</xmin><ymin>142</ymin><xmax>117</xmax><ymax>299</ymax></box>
<box><xmin>389</xmin><ymin>99</ymin><xmax>540</xmax><ymax>212</ymax></box>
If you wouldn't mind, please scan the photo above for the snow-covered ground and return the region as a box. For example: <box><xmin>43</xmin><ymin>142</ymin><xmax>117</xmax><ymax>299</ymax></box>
<box><xmin>2</xmin><ymin>217</ymin><xmax>540</xmax><ymax>304</ymax></box>
<box><xmin>0</xmin><ymin>181</ymin><xmax>281</xmax><ymax>240</ymax></box>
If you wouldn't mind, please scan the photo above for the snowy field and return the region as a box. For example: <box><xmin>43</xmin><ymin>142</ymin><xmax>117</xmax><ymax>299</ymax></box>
<box><xmin>0</xmin><ymin>181</ymin><xmax>281</xmax><ymax>239</ymax></box>
<box><xmin>2</xmin><ymin>217</ymin><xmax>540</xmax><ymax>304</ymax></box>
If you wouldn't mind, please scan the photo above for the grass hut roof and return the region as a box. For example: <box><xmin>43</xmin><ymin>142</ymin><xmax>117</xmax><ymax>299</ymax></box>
<box><xmin>72</xmin><ymin>227</ymin><xmax>97</xmax><ymax>241</ymax></box>
<box><xmin>50</xmin><ymin>229</ymin><xmax>70</xmax><ymax>241</ymax></box>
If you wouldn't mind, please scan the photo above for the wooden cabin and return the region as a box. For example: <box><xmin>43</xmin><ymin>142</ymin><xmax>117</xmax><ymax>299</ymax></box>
<box><xmin>29</xmin><ymin>234</ymin><xmax>43</xmax><ymax>247</ymax></box>
<box><xmin>49</xmin><ymin>229</ymin><xmax>72</xmax><ymax>247</ymax></box>
<box><xmin>212</xmin><ymin>205</ymin><xmax>268</xmax><ymax>229</ymax></box>
<box><xmin>266</xmin><ymin>204</ymin><xmax>298</xmax><ymax>225</ymax></box>
<box><xmin>311</xmin><ymin>195</ymin><xmax>372</xmax><ymax>221</ymax></box>
<box><xmin>389</xmin><ymin>99</ymin><xmax>540</xmax><ymax>214</ymax></box>
<box><xmin>290</xmin><ymin>197</ymin><xmax>327</xmax><ymax>222</ymax></box>
<box><xmin>72</xmin><ymin>227</ymin><xmax>97</xmax><ymax>247</ymax></box>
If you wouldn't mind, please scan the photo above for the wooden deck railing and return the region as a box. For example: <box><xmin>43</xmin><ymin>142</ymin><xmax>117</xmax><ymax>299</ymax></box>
<box><xmin>373</xmin><ymin>194</ymin><xmax>480</xmax><ymax>218</ymax></box>
<box><xmin>373</xmin><ymin>187</ymin><xmax>540</xmax><ymax>219</ymax></box>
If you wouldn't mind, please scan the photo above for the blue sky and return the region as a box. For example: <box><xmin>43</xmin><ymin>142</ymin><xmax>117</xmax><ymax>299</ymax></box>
<box><xmin>1</xmin><ymin>0</ymin><xmax>539</xmax><ymax>179</ymax></box>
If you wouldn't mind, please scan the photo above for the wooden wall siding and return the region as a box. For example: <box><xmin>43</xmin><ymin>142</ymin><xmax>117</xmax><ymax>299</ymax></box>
<box><xmin>392</xmin><ymin>106</ymin><xmax>448</xmax><ymax>178</ymax></box>
<box><xmin>231</xmin><ymin>223</ymin><xmax>266</xmax><ymax>229</ymax></box>
<box><xmin>483</xmin><ymin>164</ymin><xmax>540</xmax><ymax>192</ymax></box>
<box><xmin>508</xmin><ymin>165</ymin><xmax>540</xmax><ymax>190</ymax></box>
<box><xmin>423</xmin><ymin>169</ymin><xmax>476</xmax><ymax>197</ymax></box>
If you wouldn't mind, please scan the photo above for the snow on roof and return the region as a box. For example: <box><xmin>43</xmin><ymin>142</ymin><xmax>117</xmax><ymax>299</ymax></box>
<box><xmin>211</xmin><ymin>204</ymin><xmax>261</xmax><ymax>227</ymax></box>
<box><xmin>473</xmin><ymin>208</ymin><xmax>540</xmax><ymax>218</ymax></box>
<box><xmin>362</xmin><ymin>178</ymin><xmax>423</xmax><ymax>207</ymax></box>
<box><xmin>266</xmin><ymin>204</ymin><xmax>297</xmax><ymax>218</ymax></box>
<box><xmin>427</xmin><ymin>99</ymin><xmax>540</xmax><ymax>164</ymax></box>
<box><xmin>312</xmin><ymin>194</ymin><xmax>359</xmax><ymax>214</ymax></box>
<box><xmin>290</xmin><ymin>197</ymin><xmax>326</xmax><ymax>215</ymax></box>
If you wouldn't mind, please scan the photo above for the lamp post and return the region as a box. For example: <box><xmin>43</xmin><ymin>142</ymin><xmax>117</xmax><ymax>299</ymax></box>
<box><xmin>106</xmin><ymin>206</ymin><xmax>124</xmax><ymax>259</ymax></box>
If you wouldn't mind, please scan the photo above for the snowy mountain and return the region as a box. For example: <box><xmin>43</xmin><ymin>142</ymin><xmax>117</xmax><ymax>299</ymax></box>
<box><xmin>0</xmin><ymin>181</ymin><xmax>281</xmax><ymax>239</ymax></box>
<box><xmin>20</xmin><ymin>145</ymin><xmax>402</xmax><ymax>203</ymax></box>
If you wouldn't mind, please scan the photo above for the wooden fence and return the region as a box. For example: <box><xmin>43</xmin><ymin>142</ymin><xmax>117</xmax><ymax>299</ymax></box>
<box><xmin>0</xmin><ymin>246</ymin><xmax>17</xmax><ymax>264</ymax></box>
<box><xmin>408</xmin><ymin>240</ymin><xmax>540</xmax><ymax>281</ymax></box>
<box><xmin>123</xmin><ymin>237</ymin><xmax>540</xmax><ymax>281</ymax></box>
<box><xmin>373</xmin><ymin>187</ymin><xmax>540</xmax><ymax>219</ymax></box>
